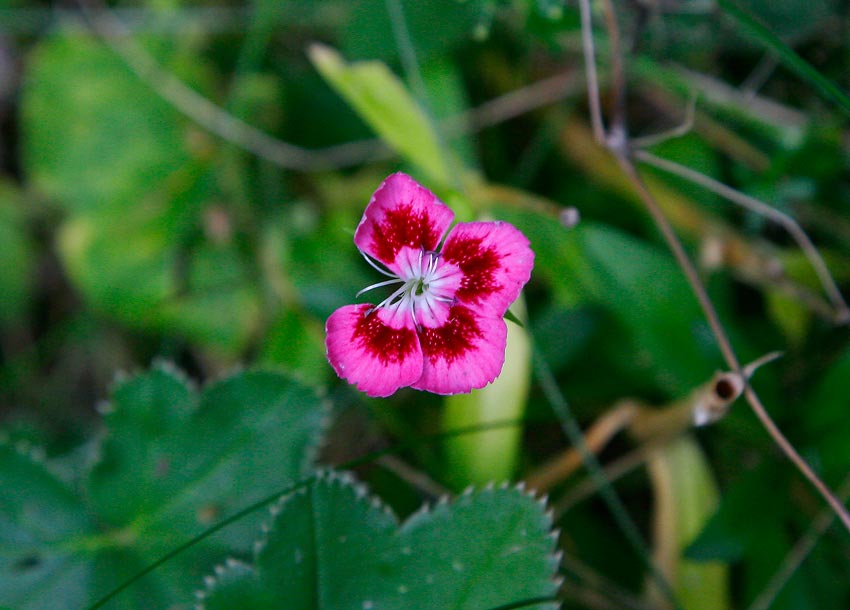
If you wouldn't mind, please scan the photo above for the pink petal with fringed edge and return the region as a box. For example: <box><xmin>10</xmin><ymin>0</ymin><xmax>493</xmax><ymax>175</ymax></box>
<box><xmin>326</xmin><ymin>304</ymin><xmax>423</xmax><ymax>397</ymax></box>
<box><xmin>441</xmin><ymin>220</ymin><xmax>534</xmax><ymax>317</ymax></box>
<box><xmin>353</xmin><ymin>173</ymin><xmax>455</xmax><ymax>274</ymax></box>
<box><xmin>411</xmin><ymin>304</ymin><xmax>508</xmax><ymax>395</ymax></box>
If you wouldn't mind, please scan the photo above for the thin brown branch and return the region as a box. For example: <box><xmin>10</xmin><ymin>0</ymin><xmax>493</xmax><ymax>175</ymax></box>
<box><xmin>78</xmin><ymin>0</ymin><xmax>384</xmax><ymax>170</ymax></box>
<box><xmin>577</xmin><ymin>0</ymin><xmax>606</xmax><ymax>143</ymax></box>
<box><xmin>78</xmin><ymin>0</ymin><xmax>583</xmax><ymax>172</ymax></box>
<box><xmin>447</xmin><ymin>71</ymin><xmax>582</xmax><ymax>134</ymax></box>
<box><xmin>526</xmin><ymin>401</ymin><xmax>638</xmax><ymax>492</ymax></box>
<box><xmin>528</xmin><ymin>363</ymin><xmax>766</xmax><ymax>493</ymax></box>
<box><xmin>582</xmin><ymin>0</ymin><xmax>850</xmax><ymax>537</ymax></box>
<box><xmin>635</xmin><ymin>150</ymin><xmax>850</xmax><ymax>324</ymax></box>
<box><xmin>623</xmin><ymin>159</ymin><xmax>850</xmax><ymax>536</ymax></box>
<box><xmin>629</xmin><ymin>94</ymin><xmax>697</xmax><ymax>149</ymax></box>
<box><xmin>599</xmin><ymin>0</ymin><xmax>627</xmax><ymax>136</ymax></box>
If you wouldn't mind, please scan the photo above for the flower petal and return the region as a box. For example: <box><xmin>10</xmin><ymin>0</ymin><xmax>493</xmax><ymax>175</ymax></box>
<box><xmin>441</xmin><ymin>221</ymin><xmax>534</xmax><ymax>316</ymax></box>
<box><xmin>354</xmin><ymin>173</ymin><xmax>454</xmax><ymax>273</ymax></box>
<box><xmin>412</xmin><ymin>304</ymin><xmax>508</xmax><ymax>395</ymax></box>
<box><xmin>326</xmin><ymin>304</ymin><xmax>423</xmax><ymax>397</ymax></box>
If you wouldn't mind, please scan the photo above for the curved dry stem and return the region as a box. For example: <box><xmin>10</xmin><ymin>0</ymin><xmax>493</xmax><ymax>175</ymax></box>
<box><xmin>577</xmin><ymin>0</ymin><xmax>606</xmax><ymax>143</ymax></box>
<box><xmin>635</xmin><ymin>150</ymin><xmax>850</xmax><ymax>324</ymax></box>
<box><xmin>625</xmin><ymin>160</ymin><xmax>850</xmax><ymax>536</ymax></box>
<box><xmin>629</xmin><ymin>94</ymin><xmax>697</xmax><ymax>149</ymax></box>
<box><xmin>79</xmin><ymin>0</ymin><xmax>584</xmax><ymax>173</ymax></box>
<box><xmin>579</xmin><ymin>0</ymin><xmax>850</xmax><ymax>538</ymax></box>
<box><xmin>77</xmin><ymin>0</ymin><xmax>387</xmax><ymax>171</ymax></box>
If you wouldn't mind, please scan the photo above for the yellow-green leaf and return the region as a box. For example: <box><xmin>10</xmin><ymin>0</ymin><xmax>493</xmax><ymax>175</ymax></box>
<box><xmin>647</xmin><ymin>436</ymin><xmax>730</xmax><ymax>610</ymax></box>
<box><xmin>308</xmin><ymin>44</ymin><xmax>451</xmax><ymax>185</ymax></box>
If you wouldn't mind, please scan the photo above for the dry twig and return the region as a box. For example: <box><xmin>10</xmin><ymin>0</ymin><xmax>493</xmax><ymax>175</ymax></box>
<box><xmin>576</xmin><ymin>0</ymin><xmax>850</xmax><ymax>535</ymax></box>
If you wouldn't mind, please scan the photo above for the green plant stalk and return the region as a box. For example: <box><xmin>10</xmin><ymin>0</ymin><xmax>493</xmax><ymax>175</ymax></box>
<box><xmin>646</xmin><ymin>436</ymin><xmax>730</xmax><ymax>610</ymax></box>
<box><xmin>442</xmin><ymin>296</ymin><xmax>531</xmax><ymax>487</ymax></box>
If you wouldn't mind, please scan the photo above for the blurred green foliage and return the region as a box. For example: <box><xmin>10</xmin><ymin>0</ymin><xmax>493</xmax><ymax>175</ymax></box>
<box><xmin>1</xmin><ymin>0</ymin><xmax>849</xmax><ymax>608</ymax></box>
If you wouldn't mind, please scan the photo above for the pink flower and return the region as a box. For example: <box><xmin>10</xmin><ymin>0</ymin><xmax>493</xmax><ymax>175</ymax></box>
<box><xmin>325</xmin><ymin>173</ymin><xmax>534</xmax><ymax>397</ymax></box>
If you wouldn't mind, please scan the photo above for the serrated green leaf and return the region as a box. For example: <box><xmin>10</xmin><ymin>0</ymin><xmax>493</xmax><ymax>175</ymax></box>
<box><xmin>308</xmin><ymin>44</ymin><xmax>451</xmax><ymax>185</ymax></box>
<box><xmin>199</xmin><ymin>472</ymin><xmax>559</xmax><ymax>610</ymax></box>
<box><xmin>0</xmin><ymin>364</ymin><xmax>327</xmax><ymax>610</ymax></box>
<box><xmin>0</xmin><ymin>442</ymin><xmax>93</xmax><ymax>610</ymax></box>
<box><xmin>88</xmin><ymin>365</ymin><xmax>327</xmax><ymax>548</ymax></box>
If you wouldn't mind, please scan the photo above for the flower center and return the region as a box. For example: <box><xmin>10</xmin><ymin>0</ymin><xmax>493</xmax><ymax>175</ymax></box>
<box><xmin>357</xmin><ymin>248</ymin><xmax>457</xmax><ymax>327</ymax></box>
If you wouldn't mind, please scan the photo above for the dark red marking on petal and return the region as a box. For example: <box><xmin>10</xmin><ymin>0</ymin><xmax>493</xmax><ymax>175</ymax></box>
<box><xmin>418</xmin><ymin>304</ymin><xmax>483</xmax><ymax>364</ymax></box>
<box><xmin>370</xmin><ymin>203</ymin><xmax>443</xmax><ymax>263</ymax></box>
<box><xmin>442</xmin><ymin>236</ymin><xmax>502</xmax><ymax>305</ymax></box>
<box><xmin>353</xmin><ymin>309</ymin><xmax>419</xmax><ymax>365</ymax></box>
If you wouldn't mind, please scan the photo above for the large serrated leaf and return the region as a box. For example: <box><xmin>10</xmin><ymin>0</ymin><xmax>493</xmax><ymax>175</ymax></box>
<box><xmin>308</xmin><ymin>44</ymin><xmax>452</xmax><ymax>185</ymax></box>
<box><xmin>199</xmin><ymin>472</ymin><xmax>560</xmax><ymax>610</ymax></box>
<box><xmin>88</xmin><ymin>365</ymin><xmax>328</xmax><ymax>550</ymax></box>
<box><xmin>0</xmin><ymin>365</ymin><xmax>327</xmax><ymax>610</ymax></box>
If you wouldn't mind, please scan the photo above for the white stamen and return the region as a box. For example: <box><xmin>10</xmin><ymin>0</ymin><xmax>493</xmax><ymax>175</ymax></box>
<box><xmin>427</xmin><ymin>252</ymin><xmax>440</xmax><ymax>275</ymax></box>
<box><xmin>359</xmin><ymin>249</ymin><xmax>396</xmax><ymax>278</ymax></box>
<box><xmin>356</xmin><ymin>278</ymin><xmax>404</xmax><ymax>298</ymax></box>
<box><xmin>408</xmin><ymin>293</ymin><xmax>418</xmax><ymax>326</ymax></box>
<box><xmin>372</xmin><ymin>284</ymin><xmax>409</xmax><ymax>312</ymax></box>
<box><xmin>359</xmin><ymin>248</ymin><xmax>456</xmax><ymax>326</ymax></box>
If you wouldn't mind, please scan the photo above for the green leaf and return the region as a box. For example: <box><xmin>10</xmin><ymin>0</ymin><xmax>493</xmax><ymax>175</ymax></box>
<box><xmin>503</xmin><ymin>212</ymin><xmax>716</xmax><ymax>395</ymax></box>
<box><xmin>22</xmin><ymin>33</ymin><xmax>261</xmax><ymax>353</ymax></box>
<box><xmin>88</xmin><ymin>364</ymin><xmax>328</xmax><ymax>549</ymax></box>
<box><xmin>308</xmin><ymin>44</ymin><xmax>452</xmax><ymax>185</ymax></box>
<box><xmin>198</xmin><ymin>471</ymin><xmax>560</xmax><ymax>610</ymax></box>
<box><xmin>0</xmin><ymin>441</ymin><xmax>92</xmax><ymax>610</ymax></box>
<box><xmin>0</xmin><ymin>364</ymin><xmax>327</xmax><ymax>609</ymax></box>
<box><xmin>58</xmin><ymin>210</ymin><xmax>175</xmax><ymax>322</ymax></box>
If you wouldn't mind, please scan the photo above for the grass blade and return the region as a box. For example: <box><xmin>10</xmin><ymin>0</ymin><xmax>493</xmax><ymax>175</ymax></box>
<box><xmin>717</xmin><ymin>0</ymin><xmax>850</xmax><ymax>117</ymax></box>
